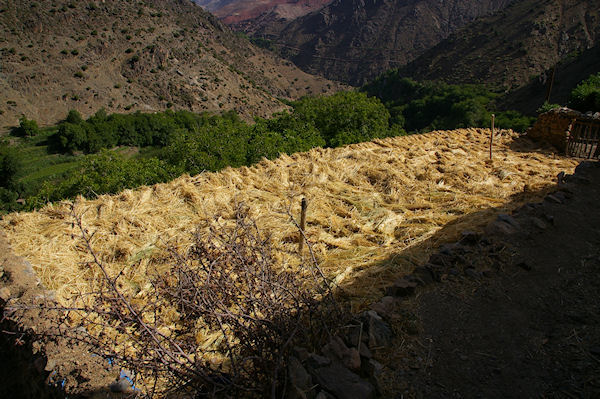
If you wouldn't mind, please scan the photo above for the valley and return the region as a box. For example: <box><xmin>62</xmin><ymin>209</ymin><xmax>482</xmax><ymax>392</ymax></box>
<box><xmin>0</xmin><ymin>0</ymin><xmax>599</xmax><ymax>397</ymax></box>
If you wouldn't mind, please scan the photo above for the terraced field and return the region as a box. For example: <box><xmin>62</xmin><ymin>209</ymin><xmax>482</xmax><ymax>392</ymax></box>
<box><xmin>1</xmin><ymin>129</ymin><xmax>578</xmax><ymax>310</ymax></box>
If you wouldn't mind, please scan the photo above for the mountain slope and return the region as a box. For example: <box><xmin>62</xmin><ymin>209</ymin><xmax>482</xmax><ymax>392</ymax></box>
<box><xmin>195</xmin><ymin>0</ymin><xmax>332</xmax><ymax>25</ymax></box>
<box><xmin>501</xmin><ymin>42</ymin><xmax>600</xmax><ymax>115</ymax></box>
<box><xmin>267</xmin><ymin>0</ymin><xmax>514</xmax><ymax>85</ymax></box>
<box><xmin>0</xmin><ymin>0</ymin><xmax>343</xmax><ymax>129</ymax></box>
<box><xmin>400</xmin><ymin>0</ymin><xmax>600</xmax><ymax>91</ymax></box>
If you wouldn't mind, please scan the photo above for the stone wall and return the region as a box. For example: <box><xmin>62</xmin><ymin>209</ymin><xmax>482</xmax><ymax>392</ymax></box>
<box><xmin>527</xmin><ymin>107</ymin><xmax>582</xmax><ymax>151</ymax></box>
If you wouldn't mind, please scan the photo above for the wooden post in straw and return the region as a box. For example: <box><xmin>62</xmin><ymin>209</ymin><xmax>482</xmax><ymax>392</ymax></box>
<box><xmin>298</xmin><ymin>198</ymin><xmax>307</xmax><ymax>253</ymax></box>
<box><xmin>489</xmin><ymin>114</ymin><xmax>495</xmax><ymax>161</ymax></box>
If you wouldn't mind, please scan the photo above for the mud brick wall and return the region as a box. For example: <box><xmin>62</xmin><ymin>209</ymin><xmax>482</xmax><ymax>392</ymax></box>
<box><xmin>527</xmin><ymin>108</ymin><xmax>582</xmax><ymax>151</ymax></box>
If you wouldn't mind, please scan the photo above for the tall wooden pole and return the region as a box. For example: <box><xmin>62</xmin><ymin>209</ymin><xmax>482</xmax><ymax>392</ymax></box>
<box><xmin>298</xmin><ymin>198</ymin><xmax>307</xmax><ymax>253</ymax></box>
<box><xmin>489</xmin><ymin>114</ymin><xmax>495</xmax><ymax>161</ymax></box>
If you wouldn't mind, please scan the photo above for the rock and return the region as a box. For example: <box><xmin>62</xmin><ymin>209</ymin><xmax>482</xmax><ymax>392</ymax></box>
<box><xmin>293</xmin><ymin>346</ymin><xmax>310</xmax><ymax>362</ymax></box>
<box><xmin>344</xmin><ymin>323</ymin><xmax>368</xmax><ymax>348</ymax></box>
<box><xmin>370</xmin><ymin>296</ymin><xmax>399</xmax><ymax>319</ymax></box>
<box><xmin>322</xmin><ymin>336</ymin><xmax>361</xmax><ymax>371</ymax></box>
<box><xmin>531</xmin><ymin>217</ymin><xmax>547</xmax><ymax>230</ymax></box>
<box><xmin>288</xmin><ymin>356</ymin><xmax>315</xmax><ymax>399</ymax></box>
<box><xmin>367</xmin><ymin>311</ymin><xmax>394</xmax><ymax>349</ymax></box>
<box><xmin>460</xmin><ymin>230</ymin><xmax>480</xmax><ymax>245</ymax></box>
<box><xmin>358</xmin><ymin>343</ymin><xmax>372</xmax><ymax>359</ymax></box>
<box><xmin>365</xmin><ymin>359</ymin><xmax>385</xmax><ymax>393</ymax></box>
<box><xmin>0</xmin><ymin>287</ymin><xmax>11</xmax><ymax>301</ymax></box>
<box><xmin>497</xmin><ymin>214</ymin><xmax>520</xmax><ymax>228</ymax></box>
<box><xmin>545</xmin><ymin>194</ymin><xmax>562</xmax><ymax>204</ymax></box>
<box><xmin>553</xmin><ymin>191</ymin><xmax>567</xmax><ymax>201</ymax></box>
<box><xmin>315</xmin><ymin>391</ymin><xmax>335</xmax><ymax>399</ymax></box>
<box><xmin>411</xmin><ymin>266</ymin><xmax>436</xmax><ymax>285</ymax></box>
<box><xmin>44</xmin><ymin>358</ymin><xmax>57</xmax><ymax>372</ymax></box>
<box><xmin>385</xmin><ymin>278</ymin><xmax>417</xmax><ymax>297</ymax></box>
<box><xmin>422</xmin><ymin>263</ymin><xmax>444</xmax><ymax>282</ymax></box>
<box><xmin>306</xmin><ymin>353</ymin><xmax>331</xmax><ymax>370</ymax></box>
<box><xmin>486</xmin><ymin>220</ymin><xmax>517</xmax><ymax>235</ymax></box>
<box><xmin>109</xmin><ymin>378</ymin><xmax>133</xmax><ymax>393</ymax></box>
<box><xmin>312</xmin><ymin>364</ymin><xmax>374</xmax><ymax>399</ymax></box>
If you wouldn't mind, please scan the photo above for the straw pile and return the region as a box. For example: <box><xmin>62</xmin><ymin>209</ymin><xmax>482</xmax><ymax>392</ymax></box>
<box><xmin>1</xmin><ymin>129</ymin><xmax>578</xmax><ymax>310</ymax></box>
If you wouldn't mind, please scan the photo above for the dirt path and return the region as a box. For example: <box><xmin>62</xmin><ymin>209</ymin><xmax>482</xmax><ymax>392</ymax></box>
<box><xmin>391</xmin><ymin>161</ymin><xmax>600</xmax><ymax>398</ymax></box>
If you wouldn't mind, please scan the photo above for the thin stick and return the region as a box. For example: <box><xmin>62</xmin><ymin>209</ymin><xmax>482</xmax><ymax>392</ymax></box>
<box><xmin>489</xmin><ymin>114</ymin><xmax>495</xmax><ymax>161</ymax></box>
<box><xmin>298</xmin><ymin>198</ymin><xmax>307</xmax><ymax>253</ymax></box>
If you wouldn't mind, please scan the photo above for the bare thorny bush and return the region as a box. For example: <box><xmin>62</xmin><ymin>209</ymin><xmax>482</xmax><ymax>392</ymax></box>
<box><xmin>5</xmin><ymin>204</ymin><xmax>345</xmax><ymax>397</ymax></box>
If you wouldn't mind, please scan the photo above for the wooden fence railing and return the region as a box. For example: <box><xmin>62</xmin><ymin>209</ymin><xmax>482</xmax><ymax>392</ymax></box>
<box><xmin>566</xmin><ymin>119</ymin><xmax>600</xmax><ymax>159</ymax></box>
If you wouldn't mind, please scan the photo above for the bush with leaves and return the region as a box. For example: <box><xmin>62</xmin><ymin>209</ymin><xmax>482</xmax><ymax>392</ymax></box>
<box><xmin>569</xmin><ymin>72</ymin><xmax>600</xmax><ymax>113</ymax></box>
<box><xmin>0</xmin><ymin>141</ymin><xmax>22</xmax><ymax>213</ymax></box>
<box><xmin>27</xmin><ymin>151</ymin><xmax>179</xmax><ymax>209</ymax></box>
<box><xmin>247</xmin><ymin>112</ymin><xmax>326</xmax><ymax>163</ymax></box>
<box><xmin>537</xmin><ymin>101</ymin><xmax>562</xmax><ymax>114</ymax></box>
<box><xmin>292</xmin><ymin>91</ymin><xmax>394</xmax><ymax>147</ymax></box>
<box><xmin>0</xmin><ymin>141</ymin><xmax>21</xmax><ymax>189</ymax></box>
<box><xmin>14</xmin><ymin>116</ymin><xmax>40</xmax><ymax>137</ymax></box>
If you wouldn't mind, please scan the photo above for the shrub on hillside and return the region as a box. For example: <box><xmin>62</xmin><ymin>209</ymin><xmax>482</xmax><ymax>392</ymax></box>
<box><xmin>569</xmin><ymin>72</ymin><xmax>600</xmax><ymax>113</ymax></box>
<box><xmin>14</xmin><ymin>116</ymin><xmax>40</xmax><ymax>137</ymax></box>
<box><xmin>247</xmin><ymin>113</ymin><xmax>326</xmax><ymax>163</ymax></box>
<box><xmin>0</xmin><ymin>141</ymin><xmax>21</xmax><ymax>189</ymax></box>
<box><xmin>292</xmin><ymin>91</ymin><xmax>394</xmax><ymax>146</ymax></box>
<box><xmin>27</xmin><ymin>151</ymin><xmax>178</xmax><ymax>208</ymax></box>
<box><xmin>494</xmin><ymin>110</ymin><xmax>535</xmax><ymax>132</ymax></box>
<box><xmin>537</xmin><ymin>102</ymin><xmax>561</xmax><ymax>114</ymax></box>
<box><xmin>0</xmin><ymin>142</ymin><xmax>23</xmax><ymax>213</ymax></box>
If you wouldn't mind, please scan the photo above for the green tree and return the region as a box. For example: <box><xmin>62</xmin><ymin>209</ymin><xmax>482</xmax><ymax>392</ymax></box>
<box><xmin>292</xmin><ymin>91</ymin><xmax>392</xmax><ymax>147</ymax></box>
<box><xmin>65</xmin><ymin>109</ymin><xmax>84</xmax><ymax>124</ymax></box>
<box><xmin>0</xmin><ymin>142</ymin><xmax>21</xmax><ymax>189</ymax></box>
<box><xmin>28</xmin><ymin>151</ymin><xmax>178</xmax><ymax>207</ymax></box>
<box><xmin>569</xmin><ymin>72</ymin><xmax>600</xmax><ymax>112</ymax></box>
<box><xmin>0</xmin><ymin>142</ymin><xmax>22</xmax><ymax>213</ymax></box>
<box><xmin>248</xmin><ymin>113</ymin><xmax>325</xmax><ymax>163</ymax></box>
<box><xmin>15</xmin><ymin>116</ymin><xmax>40</xmax><ymax>137</ymax></box>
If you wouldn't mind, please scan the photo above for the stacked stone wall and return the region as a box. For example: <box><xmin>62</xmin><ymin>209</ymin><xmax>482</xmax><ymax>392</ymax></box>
<box><xmin>527</xmin><ymin>108</ymin><xmax>582</xmax><ymax>151</ymax></box>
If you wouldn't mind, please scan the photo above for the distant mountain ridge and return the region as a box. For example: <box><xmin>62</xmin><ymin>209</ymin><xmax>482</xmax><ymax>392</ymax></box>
<box><xmin>228</xmin><ymin>0</ymin><xmax>515</xmax><ymax>85</ymax></box>
<box><xmin>194</xmin><ymin>0</ymin><xmax>332</xmax><ymax>25</ymax></box>
<box><xmin>0</xmin><ymin>0</ymin><xmax>342</xmax><ymax>128</ymax></box>
<box><xmin>399</xmin><ymin>0</ymin><xmax>600</xmax><ymax>91</ymax></box>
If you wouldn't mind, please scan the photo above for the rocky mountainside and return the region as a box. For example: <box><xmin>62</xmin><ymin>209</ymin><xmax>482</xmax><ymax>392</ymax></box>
<box><xmin>400</xmin><ymin>0</ymin><xmax>600</xmax><ymax>91</ymax></box>
<box><xmin>501</xmin><ymin>42</ymin><xmax>600</xmax><ymax>115</ymax></box>
<box><xmin>195</xmin><ymin>0</ymin><xmax>332</xmax><ymax>26</ymax></box>
<box><xmin>262</xmin><ymin>0</ymin><xmax>514</xmax><ymax>85</ymax></box>
<box><xmin>0</xmin><ymin>0</ymin><xmax>342</xmax><ymax>129</ymax></box>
